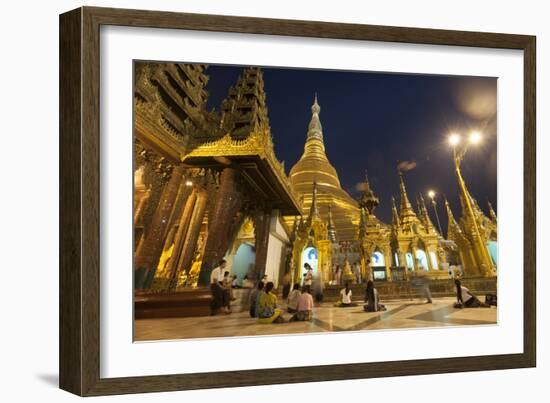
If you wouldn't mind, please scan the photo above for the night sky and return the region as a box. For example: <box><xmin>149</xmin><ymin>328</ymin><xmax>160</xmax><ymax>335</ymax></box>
<box><xmin>205</xmin><ymin>64</ymin><xmax>497</xmax><ymax>231</ymax></box>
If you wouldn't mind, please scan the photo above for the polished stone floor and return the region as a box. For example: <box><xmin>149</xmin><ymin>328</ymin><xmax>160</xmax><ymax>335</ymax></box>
<box><xmin>134</xmin><ymin>297</ymin><xmax>497</xmax><ymax>341</ymax></box>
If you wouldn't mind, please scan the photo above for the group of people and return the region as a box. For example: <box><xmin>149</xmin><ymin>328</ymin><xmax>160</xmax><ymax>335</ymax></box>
<box><xmin>210</xmin><ymin>259</ymin><xmax>491</xmax><ymax>318</ymax></box>
<box><xmin>334</xmin><ymin>281</ymin><xmax>387</xmax><ymax>312</ymax></box>
<box><xmin>209</xmin><ymin>259</ymin><xmax>300</xmax><ymax>319</ymax></box>
<box><xmin>248</xmin><ymin>281</ymin><xmax>315</xmax><ymax>323</ymax></box>
<box><xmin>209</xmin><ymin>259</ymin><xmax>239</xmax><ymax>314</ymax></box>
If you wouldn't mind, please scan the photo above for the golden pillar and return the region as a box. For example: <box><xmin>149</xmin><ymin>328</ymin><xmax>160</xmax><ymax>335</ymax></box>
<box><xmin>158</xmin><ymin>187</ymin><xmax>197</xmax><ymax>283</ymax></box>
<box><xmin>171</xmin><ymin>188</ymin><xmax>208</xmax><ymax>289</ymax></box>
<box><xmin>134</xmin><ymin>164</ymin><xmax>185</xmax><ymax>284</ymax></box>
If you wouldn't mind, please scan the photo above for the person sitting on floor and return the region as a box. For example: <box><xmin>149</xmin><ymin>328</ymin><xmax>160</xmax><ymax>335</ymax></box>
<box><xmin>209</xmin><ymin>259</ymin><xmax>230</xmax><ymax>315</ymax></box>
<box><xmin>290</xmin><ymin>286</ymin><xmax>314</xmax><ymax>322</ymax></box>
<box><xmin>257</xmin><ymin>282</ymin><xmax>284</xmax><ymax>323</ymax></box>
<box><xmin>454</xmin><ymin>279</ymin><xmax>489</xmax><ymax>308</ymax></box>
<box><xmin>287</xmin><ymin>283</ymin><xmax>301</xmax><ymax>313</ymax></box>
<box><xmin>334</xmin><ymin>282</ymin><xmax>357</xmax><ymax>307</ymax></box>
<box><xmin>222</xmin><ymin>271</ymin><xmax>236</xmax><ymax>304</ymax></box>
<box><xmin>241</xmin><ymin>275</ymin><xmax>254</xmax><ymax>289</ymax></box>
<box><xmin>231</xmin><ymin>275</ymin><xmax>242</xmax><ymax>289</ymax></box>
<box><xmin>363</xmin><ymin>280</ymin><xmax>386</xmax><ymax>312</ymax></box>
<box><xmin>248</xmin><ymin>281</ymin><xmax>264</xmax><ymax>318</ymax></box>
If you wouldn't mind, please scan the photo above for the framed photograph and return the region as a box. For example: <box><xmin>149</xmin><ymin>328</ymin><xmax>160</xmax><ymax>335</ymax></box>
<box><xmin>59</xmin><ymin>6</ymin><xmax>536</xmax><ymax>396</ymax></box>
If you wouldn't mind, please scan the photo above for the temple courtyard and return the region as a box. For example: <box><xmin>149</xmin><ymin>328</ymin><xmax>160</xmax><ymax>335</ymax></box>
<box><xmin>134</xmin><ymin>297</ymin><xmax>497</xmax><ymax>341</ymax></box>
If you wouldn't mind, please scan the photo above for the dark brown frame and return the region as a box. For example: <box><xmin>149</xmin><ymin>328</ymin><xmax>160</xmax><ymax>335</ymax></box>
<box><xmin>59</xmin><ymin>6</ymin><xmax>536</xmax><ymax>396</ymax></box>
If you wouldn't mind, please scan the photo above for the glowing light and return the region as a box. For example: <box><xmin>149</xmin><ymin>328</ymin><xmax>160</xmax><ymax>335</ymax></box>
<box><xmin>449</xmin><ymin>133</ymin><xmax>461</xmax><ymax>146</ymax></box>
<box><xmin>185</xmin><ymin>180</ymin><xmax>193</xmax><ymax>187</ymax></box>
<box><xmin>469</xmin><ymin>131</ymin><xmax>482</xmax><ymax>144</ymax></box>
<box><xmin>428</xmin><ymin>190</ymin><xmax>435</xmax><ymax>199</ymax></box>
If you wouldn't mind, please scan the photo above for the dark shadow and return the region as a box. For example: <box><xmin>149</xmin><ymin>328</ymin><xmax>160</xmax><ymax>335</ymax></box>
<box><xmin>35</xmin><ymin>373</ymin><xmax>58</xmax><ymax>388</ymax></box>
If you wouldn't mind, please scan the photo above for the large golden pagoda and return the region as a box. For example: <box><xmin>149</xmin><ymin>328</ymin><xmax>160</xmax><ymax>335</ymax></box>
<box><xmin>288</xmin><ymin>96</ymin><xmax>360</xmax><ymax>241</ymax></box>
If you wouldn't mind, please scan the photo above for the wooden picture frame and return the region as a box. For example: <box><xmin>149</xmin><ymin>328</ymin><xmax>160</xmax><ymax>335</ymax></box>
<box><xmin>59</xmin><ymin>6</ymin><xmax>536</xmax><ymax>396</ymax></box>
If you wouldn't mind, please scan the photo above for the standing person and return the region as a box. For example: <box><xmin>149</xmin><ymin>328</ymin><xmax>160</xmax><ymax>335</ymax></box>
<box><xmin>417</xmin><ymin>268</ymin><xmax>432</xmax><ymax>304</ymax></box>
<box><xmin>335</xmin><ymin>281</ymin><xmax>357</xmax><ymax>307</ymax></box>
<box><xmin>287</xmin><ymin>283</ymin><xmax>301</xmax><ymax>313</ymax></box>
<box><xmin>454</xmin><ymin>279</ymin><xmax>489</xmax><ymax>308</ymax></box>
<box><xmin>363</xmin><ymin>280</ymin><xmax>386</xmax><ymax>312</ymax></box>
<box><xmin>222</xmin><ymin>271</ymin><xmax>236</xmax><ymax>305</ymax></box>
<box><xmin>209</xmin><ymin>259</ymin><xmax>229</xmax><ymax>315</ymax></box>
<box><xmin>257</xmin><ymin>282</ymin><xmax>284</xmax><ymax>323</ymax></box>
<box><xmin>248</xmin><ymin>281</ymin><xmax>264</xmax><ymax>317</ymax></box>
<box><xmin>353</xmin><ymin>262</ymin><xmax>362</xmax><ymax>284</ymax></box>
<box><xmin>312</xmin><ymin>272</ymin><xmax>324</xmax><ymax>305</ymax></box>
<box><xmin>331</xmin><ymin>263</ymin><xmax>337</xmax><ymax>285</ymax></box>
<box><xmin>365</xmin><ymin>258</ymin><xmax>373</xmax><ymax>282</ymax></box>
<box><xmin>282</xmin><ymin>272</ymin><xmax>291</xmax><ymax>300</ymax></box>
<box><xmin>291</xmin><ymin>286</ymin><xmax>314</xmax><ymax>322</ymax></box>
<box><xmin>303</xmin><ymin>263</ymin><xmax>313</xmax><ymax>288</ymax></box>
<box><xmin>335</xmin><ymin>265</ymin><xmax>342</xmax><ymax>286</ymax></box>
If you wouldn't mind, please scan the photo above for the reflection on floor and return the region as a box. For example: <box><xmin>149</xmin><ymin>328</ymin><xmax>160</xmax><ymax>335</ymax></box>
<box><xmin>134</xmin><ymin>297</ymin><xmax>497</xmax><ymax>341</ymax></box>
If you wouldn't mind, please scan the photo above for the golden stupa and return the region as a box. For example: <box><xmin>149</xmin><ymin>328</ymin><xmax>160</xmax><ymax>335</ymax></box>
<box><xmin>288</xmin><ymin>96</ymin><xmax>360</xmax><ymax>241</ymax></box>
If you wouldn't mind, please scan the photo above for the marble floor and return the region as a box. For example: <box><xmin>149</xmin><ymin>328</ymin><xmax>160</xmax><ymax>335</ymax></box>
<box><xmin>134</xmin><ymin>297</ymin><xmax>497</xmax><ymax>341</ymax></box>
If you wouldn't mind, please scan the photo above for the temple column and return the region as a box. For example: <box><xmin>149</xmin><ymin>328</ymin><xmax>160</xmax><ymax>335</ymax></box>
<box><xmin>253</xmin><ymin>208</ymin><xmax>272</xmax><ymax>281</ymax></box>
<box><xmin>425</xmin><ymin>246</ymin><xmax>434</xmax><ymax>271</ymax></box>
<box><xmin>411</xmin><ymin>243</ymin><xmax>419</xmax><ymax>272</ymax></box>
<box><xmin>169</xmin><ymin>188</ymin><xmax>208</xmax><ymax>290</ymax></box>
<box><xmin>160</xmin><ymin>187</ymin><xmax>198</xmax><ymax>286</ymax></box>
<box><xmin>198</xmin><ymin>167</ymin><xmax>244</xmax><ymax>285</ymax></box>
<box><xmin>135</xmin><ymin>157</ymin><xmax>166</xmax><ymax>249</ymax></box>
<box><xmin>383</xmin><ymin>247</ymin><xmax>393</xmax><ymax>281</ymax></box>
<box><xmin>134</xmin><ymin>164</ymin><xmax>185</xmax><ymax>288</ymax></box>
<box><xmin>134</xmin><ymin>189</ymin><xmax>150</xmax><ymax>226</ymax></box>
<box><xmin>398</xmin><ymin>251</ymin><xmax>406</xmax><ymax>280</ymax></box>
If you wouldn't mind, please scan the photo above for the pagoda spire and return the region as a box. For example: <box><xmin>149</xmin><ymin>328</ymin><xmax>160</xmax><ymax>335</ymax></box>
<box><xmin>307</xmin><ymin>181</ymin><xmax>320</xmax><ymax>223</ymax></box>
<box><xmin>398</xmin><ymin>171</ymin><xmax>418</xmax><ymax>222</ymax></box>
<box><xmin>301</xmin><ymin>94</ymin><xmax>329</xmax><ymax>161</ymax></box>
<box><xmin>308</xmin><ymin>93</ymin><xmax>323</xmax><ymax>141</ymax></box>
<box><xmin>445</xmin><ymin>198</ymin><xmax>462</xmax><ymax>239</ymax></box>
<box><xmin>391</xmin><ymin>196</ymin><xmax>401</xmax><ymax>230</ymax></box>
<box><xmin>220</xmin><ymin>67</ymin><xmax>270</xmax><ymax>138</ymax></box>
<box><xmin>358</xmin><ymin>206</ymin><xmax>367</xmax><ymax>239</ymax></box>
<box><xmin>359</xmin><ymin>170</ymin><xmax>380</xmax><ymax>215</ymax></box>
<box><xmin>417</xmin><ymin>193</ymin><xmax>436</xmax><ymax>232</ymax></box>
<box><xmin>327</xmin><ymin>204</ymin><xmax>338</xmax><ymax>243</ymax></box>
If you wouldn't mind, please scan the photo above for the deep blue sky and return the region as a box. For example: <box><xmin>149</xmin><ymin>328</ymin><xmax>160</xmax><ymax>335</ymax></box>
<box><xmin>205</xmin><ymin>64</ymin><xmax>497</xmax><ymax>230</ymax></box>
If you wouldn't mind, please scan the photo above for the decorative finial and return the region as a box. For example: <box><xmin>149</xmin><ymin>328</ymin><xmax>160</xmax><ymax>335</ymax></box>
<box><xmin>307</xmin><ymin>94</ymin><xmax>323</xmax><ymax>140</ymax></box>
<box><xmin>312</xmin><ymin>93</ymin><xmax>320</xmax><ymax>115</ymax></box>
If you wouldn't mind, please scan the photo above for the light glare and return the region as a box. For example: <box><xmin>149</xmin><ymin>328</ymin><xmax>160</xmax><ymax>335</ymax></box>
<box><xmin>469</xmin><ymin>131</ymin><xmax>482</xmax><ymax>144</ymax></box>
<box><xmin>449</xmin><ymin>133</ymin><xmax>461</xmax><ymax>146</ymax></box>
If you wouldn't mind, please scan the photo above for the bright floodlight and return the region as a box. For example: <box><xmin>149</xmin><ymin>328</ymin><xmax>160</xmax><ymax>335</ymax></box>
<box><xmin>469</xmin><ymin>131</ymin><xmax>482</xmax><ymax>144</ymax></box>
<box><xmin>449</xmin><ymin>133</ymin><xmax>461</xmax><ymax>146</ymax></box>
<box><xmin>185</xmin><ymin>180</ymin><xmax>193</xmax><ymax>187</ymax></box>
<box><xmin>428</xmin><ymin>190</ymin><xmax>436</xmax><ymax>199</ymax></box>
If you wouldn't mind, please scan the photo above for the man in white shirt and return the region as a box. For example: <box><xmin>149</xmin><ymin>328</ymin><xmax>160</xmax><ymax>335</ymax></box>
<box><xmin>210</xmin><ymin>261</ymin><xmax>225</xmax><ymax>285</ymax></box>
<box><xmin>209</xmin><ymin>259</ymin><xmax>229</xmax><ymax>314</ymax></box>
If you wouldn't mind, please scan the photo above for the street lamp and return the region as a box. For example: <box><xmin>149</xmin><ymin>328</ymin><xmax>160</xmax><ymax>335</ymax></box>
<box><xmin>427</xmin><ymin>190</ymin><xmax>443</xmax><ymax>235</ymax></box>
<box><xmin>448</xmin><ymin>131</ymin><xmax>495</xmax><ymax>276</ymax></box>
